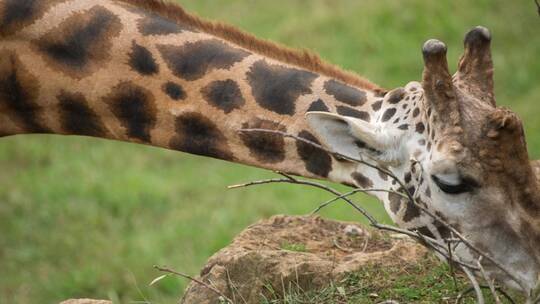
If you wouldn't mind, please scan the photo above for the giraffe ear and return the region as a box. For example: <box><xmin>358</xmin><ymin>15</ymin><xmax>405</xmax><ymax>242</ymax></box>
<box><xmin>305</xmin><ymin>111</ymin><xmax>403</xmax><ymax>162</ymax></box>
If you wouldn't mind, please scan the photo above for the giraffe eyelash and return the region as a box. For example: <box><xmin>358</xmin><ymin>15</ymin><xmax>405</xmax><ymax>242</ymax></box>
<box><xmin>431</xmin><ymin>175</ymin><xmax>479</xmax><ymax>195</ymax></box>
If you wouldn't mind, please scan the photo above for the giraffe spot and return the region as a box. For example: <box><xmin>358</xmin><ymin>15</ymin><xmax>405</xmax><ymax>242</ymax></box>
<box><xmin>416</xmin><ymin>122</ymin><xmax>425</xmax><ymax>133</ymax></box>
<box><xmin>435</xmin><ymin>222</ymin><xmax>452</xmax><ymax>239</ymax></box>
<box><xmin>352</xmin><ymin>172</ymin><xmax>373</xmax><ymax>188</ymax></box>
<box><xmin>388</xmin><ymin>191</ymin><xmax>403</xmax><ymax>214</ymax></box>
<box><xmin>403</xmin><ymin>200</ymin><xmax>421</xmax><ymax>222</ymax></box>
<box><xmin>247</xmin><ymin>60</ymin><xmax>317</xmax><ymax>115</ymax></box>
<box><xmin>0</xmin><ymin>51</ymin><xmax>49</xmax><ymax>133</ymax></box>
<box><xmin>336</xmin><ymin>105</ymin><xmax>370</xmax><ymax>121</ymax></box>
<box><xmin>34</xmin><ymin>6</ymin><xmax>122</xmax><ymax>79</ymax></box>
<box><xmin>162</xmin><ymin>81</ymin><xmax>186</xmax><ymax>101</ymax></box>
<box><xmin>170</xmin><ymin>112</ymin><xmax>233</xmax><ymax>160</ymax></box>
<box><xmin>378</xmin><ymin>168</ymin><xmax>389</xmax><ymax>181</ymax></box>
<box><xmin>307</xmin><ymin>99</ymin><xmax>329</xmax><ymax>112</ymax></box>
<box><xmin>296</xmin><ymin>130</ymin><xmax>332</xmax><ymax>177</ymax></box>
<box><xmin>158</xmin><ymin>39</ymin><xmax>249</xmax><ymax>81</ymax></box>
<box><xmin>416</xmin><ymin>226</ymin><xmax>435</xmax><ymax>239</ymax></box>
<box><xmin>412</xmin><ymin>108</ymin><xmax>420</xmax><ymax>118</ymax></box>
<box><xmin>387</xmin><ymin>88</ymin><xmax>405</xmax><ymax>104</ymax></box>
<box><xmin>103</xmin><ymin>81</ymin><xmax>157</xmax><ymax>142</ymax></box>
<box><xmin>381</xmin><ymin>108</ymin><xmax>396</xmax><ymax>122</ymax></box>
<box><xmin>239</xmin><ymin>118</ymin><xmax>286</xmax><ymax>163</ymax></box>
<box><xmin>137</xmin><ymin>11</ymin><xmax>193</xmax><ymax>36</ymax></box>
<box><xmin>519</xmin><ymin>192</ymin><xmax>540</xmax><ymax>217</ymax></box>
<box><xmin>371</xmin><ymin>100</ymin><xmax>383</xmax><ymax>111</ymax></box>
<box><xmin>404</xmin><ymin>172</ymin><xmax>412</xmax><ymax>183</ymax></box>
<box><xmin>398</xmin><ymin>124</ymin><xmax>409</xmax><ymax>130</ymax></box>
<box><xmin>57</xmin><ymin>90</ymin><xmax>106</xmax><ymax>137</ymax></box>
<box><xmin>201</xmin><ymin>79</ymin><xmax>245</xmax><ymax>113</ymax></box>
<box><xmin>324</xmin><ymin>79</ymin><xmax>367</xmax><ymax>106</ymax></box>
<box><xmin>128</xmin><ymin>41</ymin><xmax>159</xmax><ymax>75</ymax></box>
<box><xmin>0</xmin><ymin>0</ymin><xmax>67</xmax><ymax>37</ymax></box>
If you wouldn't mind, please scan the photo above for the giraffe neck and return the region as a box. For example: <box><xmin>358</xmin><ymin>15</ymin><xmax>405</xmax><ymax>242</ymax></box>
<box><xmin>0</xmin><ymin>0</ymin><xmax>388</xmax><ymax>185</ymax></box>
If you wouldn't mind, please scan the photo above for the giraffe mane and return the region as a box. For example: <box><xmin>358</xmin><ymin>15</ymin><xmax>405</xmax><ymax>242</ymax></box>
<box><xmin>117</xmin><ymin>0</ymin><xmax>385</xmax><ymax>93</ymax></box>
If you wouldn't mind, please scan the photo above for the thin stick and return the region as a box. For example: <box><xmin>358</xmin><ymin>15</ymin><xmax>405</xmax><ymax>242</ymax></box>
<box><xmin>153</xmin><ymin>265</ymin><xmax>233</xmax><ymax>303</ymax></box>
<box><xmin>459</xmin><ymin>266</ymin><xmax>485</xmax><ymax>304</ymax></box>
<box><xmin>311</xmin><ymin>188</ymin><xmax>407</xmax><ymax>215</ymax></box>
<box><xmin>447</xmin><ymin>239</ymin><xmax>459</xmax><ymax>291</ymax></box>
<box><xmin>477</xmin><ymin>257</ymin><xmax>502</xmax><ymax>304</ymax></box>
<box><xmin>456</xmin><ymin>286</ymin><xmax>517</xmax><ymax>304</ymax></box>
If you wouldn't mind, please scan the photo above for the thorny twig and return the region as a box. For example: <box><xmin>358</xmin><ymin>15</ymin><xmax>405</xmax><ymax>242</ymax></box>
<box><xmin>233</xmin><ymin>128</ymin><xmax>524</xmax><ymax>302</ymax></box>
<box><xmin>153</xmin><ymin>265</ymin><xmax>233</xmax><ymax>303</ymax></box>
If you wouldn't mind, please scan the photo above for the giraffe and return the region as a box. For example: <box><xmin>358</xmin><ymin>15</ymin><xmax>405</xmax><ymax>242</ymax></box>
<box><xmin>1</xmin><ymin>0</ymin><xmax>539</xmax><ymax>295</ymax></box>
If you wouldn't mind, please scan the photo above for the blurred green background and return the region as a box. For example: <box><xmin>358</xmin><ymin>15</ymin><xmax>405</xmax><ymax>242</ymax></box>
<box><xmin>0</xmin><ymin>0</ymin><xmax>538</xmax><ymax>303</ymax></box>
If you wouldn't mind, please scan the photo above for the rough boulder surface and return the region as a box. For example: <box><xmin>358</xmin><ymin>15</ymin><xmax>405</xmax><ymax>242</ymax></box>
<box><xmin>61</xmin><ymin>215</ymin><xmax>427</xmax><ymax>304</ymax></box>
<box><xmin>182</xmin><ymin>215</ymin><xmax>427</xmax><ymax>304</ymax></box>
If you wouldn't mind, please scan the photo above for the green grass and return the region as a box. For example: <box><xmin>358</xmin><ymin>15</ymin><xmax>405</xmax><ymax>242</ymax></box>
<box><xmin>260</xmin><ymin>255</ymin><xmax>524</xmax><ymax>303</ymax></box>
<box><xmin>1</xmin><ymin>0</ymin><xmax>539</xmax><ymax>303</ymax></box>
<box><xmin>279</xmin><ymin>242</ymin><xmax>307</xmax><ymax>253</ymax></box>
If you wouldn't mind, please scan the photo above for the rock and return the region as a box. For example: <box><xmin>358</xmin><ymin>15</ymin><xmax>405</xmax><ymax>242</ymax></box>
<box><xmin>59</xmin><ymin>300</ymin><xmax>112</xmax><ymax>304</ymax></box>
<box><xmin>182</xmin><ymin>215</ymin><xmax>427</xmax><ymax>304</ymax></box>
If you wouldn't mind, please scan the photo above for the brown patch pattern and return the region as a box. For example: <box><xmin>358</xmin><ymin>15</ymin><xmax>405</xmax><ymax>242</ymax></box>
<box><xmin>0</xmin><ymin>51</ymin><xmax>49</xmax><ymax>133</ymax></box>
<box><xmin>103</xmin><ymin>81</ymin><xmax>157</xmax><ymax>142</ymax></box>
<box><xmin>351</xmin><ymin>172</ymin><xmax>373</xmax><ymax>188</ymax></box>
<box><xmin>34</xmin><ymin>5</ymin><xmax>122</xmax><ymax>79</ymax></box>
<box><xmin>239</xmin><ymin>118</ymin><xmax>286</xmax><ymax>163</ymax></box>
<box><xmin>0</xmin><ymin>0</ymin><xmax>67</xmax><ymax>37</ymax></box>
<box><xmin>57</xmin><ymin>90</ymin><xmax>107</xmax><ymax>137</ymax></box>
<box><xmin>158</xmin><ymin>39</ymin><xmax>249</xmax><ymax>81</ymax></box>
<box><xmin>296</xmin><ymin>130</ymin><xmax>332</xmax><ymax>177</ymax></box>
<box><xmin>201</xmin><ymin>79</ymin><xmax>245</xmax><ymax>113</ymax></box>
<box><xmin>170</xmin><ymin>112</ymin><xmax>233</xmax><ymax>160</ymax></box>
<box><xmin>247</xmin><ymin>60</ymin><xmax>317</xmax><ymax>115</ymax></box>
<box><xmin>324</xmin><ymin>79</ymin><xmax>367</xmax><ymax>106</ymax></box>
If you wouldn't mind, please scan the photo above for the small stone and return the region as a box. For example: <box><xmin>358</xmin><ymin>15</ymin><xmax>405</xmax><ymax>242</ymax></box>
<box><xmin>344</xmin><ymin>224</ymin><xmax>365</xmax><ymax>236</ymax></box>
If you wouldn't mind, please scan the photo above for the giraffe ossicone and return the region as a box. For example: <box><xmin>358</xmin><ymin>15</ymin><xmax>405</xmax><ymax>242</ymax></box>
<box><xmin>0</xmin><ymin>0</ymin><xmax>538</xmax><ymax>296</ymax></box>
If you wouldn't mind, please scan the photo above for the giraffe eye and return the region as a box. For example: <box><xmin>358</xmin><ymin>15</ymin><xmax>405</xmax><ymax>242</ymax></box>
<box><xmin>431</xmin><ymin>175</ymin><xmax>478</xmax><ymax>195</ymax></box>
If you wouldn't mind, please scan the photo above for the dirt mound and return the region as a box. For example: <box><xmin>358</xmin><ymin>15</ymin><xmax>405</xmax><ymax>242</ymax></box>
<box><xmin>182</xmin><ymin>215</ymin><xmax>427</xmax><ymax>304</ymax></box>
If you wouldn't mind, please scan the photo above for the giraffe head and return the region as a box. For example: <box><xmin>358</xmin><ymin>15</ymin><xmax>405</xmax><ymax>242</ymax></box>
<box><xmin>307</xmin><ymin>26</ymin><xmax>540</xmax><ymax>291</ymax></box>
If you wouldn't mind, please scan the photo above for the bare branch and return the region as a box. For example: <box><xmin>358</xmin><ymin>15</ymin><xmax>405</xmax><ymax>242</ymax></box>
<box><xmin>153</xmin><ymin>265</ymin><xmax>233</xmax><ymax>303</ymax></box>
<box><xmin>447</xmin><ymin>239</ymin><xmax>459</xmax><ymax>291</ymax></box>
<box><xmin>459</xmin><ymin>266</ymin><xmax>485</xmax><ymax>304</ymax></box>
<box><xmin>477</xmin><ymin>257</ymin><xmax>502</xmax><ymax>304</ymax></box>
<box><xmin>311</xmin><ymin>188</ymin><xmax>407</xmax><ymax>215</ymax></box>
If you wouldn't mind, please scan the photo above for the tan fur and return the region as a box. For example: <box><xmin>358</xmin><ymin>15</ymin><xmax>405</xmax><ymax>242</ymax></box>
<box><xmin>117</xmin><ymin>0</ymin><xmax>386</xmax><ymax>94</ymax></box>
